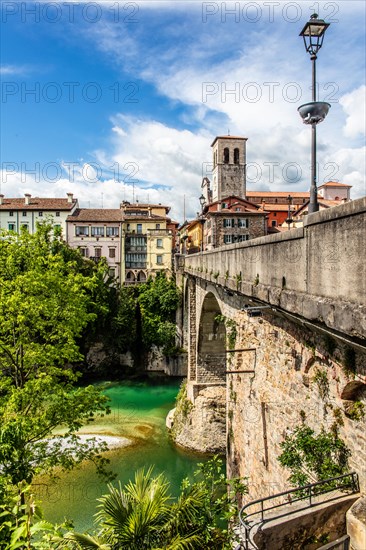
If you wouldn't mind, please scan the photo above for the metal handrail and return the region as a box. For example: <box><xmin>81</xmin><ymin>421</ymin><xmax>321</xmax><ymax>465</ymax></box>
<box><xmin>238</xmin><ymin>472</ymin><xmax>359</xmax><ymax>550</ymax></box>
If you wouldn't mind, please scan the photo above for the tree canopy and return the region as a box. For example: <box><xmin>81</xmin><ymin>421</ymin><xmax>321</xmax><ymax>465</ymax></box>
<box><xmin>0</xmin><ymin>223</ymin><xmax>113</xmax><ymax>490</ymax></box>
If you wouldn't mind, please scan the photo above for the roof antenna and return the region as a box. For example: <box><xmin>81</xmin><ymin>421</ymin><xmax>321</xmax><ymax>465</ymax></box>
<box><xmin>228</xmin><ymin>128</ymin><xmax>230</xmax><ymax>136</ymax></box>
<box><xmin>101</xmin><ymin>193</ymin><xmax>104</xmax><ymax>209</ymax></box>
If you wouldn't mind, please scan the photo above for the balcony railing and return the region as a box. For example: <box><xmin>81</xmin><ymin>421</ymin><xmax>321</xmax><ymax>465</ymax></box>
<box><xmin>147</xmin><ymin>229</ymin><xmax>171</xmax><ymax>236</ymax></box>
<box><xmin>125</xmin><ymin>262</ymin><xmax>147</xmax><ymax>269</ymax></box>
<box><xmin>238</xmin><ymin>472</ymin><xmax>359</xmax><ymax>550</ymax></box>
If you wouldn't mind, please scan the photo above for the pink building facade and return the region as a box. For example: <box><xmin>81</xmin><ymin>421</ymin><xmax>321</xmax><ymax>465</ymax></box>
<box><xmin>66</xmin><ymin>209</ymin><xmax>123</xmax><ymax>281</ymax></box>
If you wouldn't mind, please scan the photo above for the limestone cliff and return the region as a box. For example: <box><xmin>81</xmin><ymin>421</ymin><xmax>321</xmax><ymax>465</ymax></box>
<box><xmin>169</xmin><ymin>383</ymin><xmax>226</xmax><ymax>454</ymax></box>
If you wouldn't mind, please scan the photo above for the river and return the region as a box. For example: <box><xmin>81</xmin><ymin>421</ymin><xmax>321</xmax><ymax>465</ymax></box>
<box><xmin>34</xmin><ymin>378</ymin><xmax>207</xmax><ymax>532</ymax></box>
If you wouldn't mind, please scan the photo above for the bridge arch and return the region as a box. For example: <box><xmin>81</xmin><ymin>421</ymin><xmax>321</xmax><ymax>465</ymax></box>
<box><xmin>197</xmin><ymin>291</ymin><xmax>227</xmax><ymax>384</ymax></box>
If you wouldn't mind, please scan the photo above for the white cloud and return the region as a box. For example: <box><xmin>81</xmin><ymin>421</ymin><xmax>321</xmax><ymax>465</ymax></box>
<box><xmin>340</xmin><ymin>86</ymin><xmax>366</xmax><ymax>139</ymax></box>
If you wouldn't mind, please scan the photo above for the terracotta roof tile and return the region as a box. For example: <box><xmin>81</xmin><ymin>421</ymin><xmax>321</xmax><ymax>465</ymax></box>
<box><xmin>0</xmin><ymin>197</ymin><xmax>77</xmax><ymax>210</ymax></box>
<box><xmin>67</xmin><ymin>209</ymin><xmax>123</xmax><ymax>222</ymax></box>
<box><xmin>318</xmin><ymin>182</ymin><xmax>351</xmax><ymax>188</ymax></box>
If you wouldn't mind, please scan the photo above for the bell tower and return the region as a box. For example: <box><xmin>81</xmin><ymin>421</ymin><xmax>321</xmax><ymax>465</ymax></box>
<box><xmin>211</xmin><ymin>135</ymin><xmax>247</xmax><ymax>202</ymax></box>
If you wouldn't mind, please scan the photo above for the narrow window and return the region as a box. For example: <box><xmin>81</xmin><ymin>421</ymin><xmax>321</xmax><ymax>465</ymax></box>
<box><xmin>234</xmin><ymin>148</ymin><xmax>239</xmax><ymax>164</ymax></box>
<box><xmin>22</xmin><ymin>211</ymin><xmax>27</xmax><ymax>217</ymax></box>
<box><xmin>9</xmin><ymin>211</ymin><xmax>14</xmax><ymax>217</ymax></box>
<box><xmin>8</xmin><ymin>223</ymin><xmax>16</xmax><ymax>231</ymax></box>
<box><xmin>94</xmin><ymin>248</ymin><xmax>102</xmax><ymax>258</ymax></box>
<box><xmin>109</xmin><ymin>248</ymin><xmax>116</xmax><ymax>258</ymax></box>
<box><xmin>223</xmin><ymin>147</ymin><xmax>229</xmax><ymax>164</ymax></box>
<box><xmin>38</xmin><ymin>212</ymin><xmax>43</xmax><ymax>217</ymax></box>
<box><xmin>157</xmin><ymin>255</ymin><xmax>163</xmax><ymax>265</ymax></box>
<box><xmin>137</xmin><ymin>224</ymin><xmax>143</xmax><ymax>234</ymax></box>
<box><xmin>271</xmin><ymin>220</ymin><xmax>277</xmax><ymax>227</ymax></box>
<box><xmin>157</xmin><ymin>238</ymin><xmax>163</xmax><ymax>248</ymax></box>
<box><xmin>156</xmin><ymin>223</ymin><xmax>160</xmax><ymax>230</ymax></box>
<box><xmin>55</xmin><ymin>211</ymin><xmax>60</xmax><ymax>217</ymax></box>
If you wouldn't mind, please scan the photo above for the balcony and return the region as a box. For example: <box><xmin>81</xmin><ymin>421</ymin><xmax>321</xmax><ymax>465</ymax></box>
<box><xmin>125</xmin><ymin>262</ymin><xmax>147</xmax><ymax>269</ymax></box>
<box><xmin>125</xmin><ymin>246</ymin><xmax>147</xmax><ymax>252</ymax></box>
<box><xmin>148</xmin><ymin>229</ymin><xmax>171</xmax><ymax>236</ymax></box>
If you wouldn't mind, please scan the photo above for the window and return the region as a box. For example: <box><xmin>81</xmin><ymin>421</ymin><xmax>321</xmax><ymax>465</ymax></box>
<box><xmin>156</xmin><ymin>223</ymin><xmax>160</xmax><ymax>230</ymax></box>
<box><xmin>76</xmin><ymin>226</ymin><xmax>89</xmax><ymax>236</ymax></box>
<box><xmin>55</xmin><ymin>211</ymin><xmax>60</xmax><ymax>217</ymax></box>
<box><xmin>157</xmin><ymin>238</ymin><xmax>163</xmax><ymax>248</ymax></box>
<box><xmin>236</xmin><ymin>207</ymin><xmax>241</xmax><ymax>212</ymax></box>
<box><xmin>137</xmin><ymin>224</ymin><xmax>143</xmax><ymax>234</ymax></box>
<box><xmin>273</xmin><ymin>212</ymin><xmax>277</xmax><ymax>217</ymax></box>
<box><xmin>224</xmin><ymin>235</ymin><xmax>233</xmax><ymax>244</ymax></box>
<box><xmin>8</xmin><ymin>223</ymin><xmax>16</xmax><ymax>231</ymax></box>
<box><xmin>271</xmin><ymin>220</ymin><xmax>277</xmax><ymax>227</ymax></box>
<box><xmin>109</xmin><ymin>248</ymin><xmax>116</xmax><ymax>258</ymax></box>
<box><xmin>91</xmin><ymin>226</ymin><xmax>105</xmax><ymax>237</ymax></box>
<box><xmin>126</xmin><ymin>253</ymin><xmax>147</xmax><ymax>268</ymax></box>
<box><xmin>234</xmin><ymin>148</ymin><xmax>239</xmax><ymax>164</ymax></box>
<box><xmin>222</xmin><ymin>202</ymin><xmax>228</xmax><ymax>209</ymax></box>
<box><xmin>223</xmin><ymin>218</ymin><xmax>234</xmax><ymax>228</ymax></box>
<box><xmin>106</xmin><ymin>226</ymin><xmax>119</xmax><ymax>237</ymax></box>
<box><xmin>208</xmin><ymin>236</ymin><xmax>211</xmax><ymax>244</ymax></box>
<box><xmin>79</xmin><ymin>247</ymin><xmax>89</xmax><ymax>257</ymax></box>
<box><xmin>238</xmin><ymin>218</ymin><xmax>248</xmax><ymax>228</ymax></box>
<box><xmin>9</xmin><ymin>211</ymin><xmax>14</xmax><ymax>217</ymax></box>
<box><xmin>223</xmin><ymin>147</ymin><xmax>229</xmax><ymax>164</ymax></box>
<box><xmin>38</xmin><ymin>211</ymin><xmax>43</xmax><ymax>217</ymax></box>
<box><xmin>237</xmin><ymin>235</ymin><xmax>249</xmax><ymax>242</ymax></box>
<box><xmin>21</xmin><ymin>224</ymin><xmax>28</xmax><ymax>231</ymax></box>
<box><xmin>22</xmin><ymin>211</ymin><xmax>27</xmax><ymax>217</ymax></box>
<box><xmin>94</xmin><ymin>248</ymin><xmax>102</xmax><ymax>258</ymax></box>
<box><xmin>108</xmin><ymin>267</ymin><xmax>116</xmax><ymax>278</ymax></box>
<box><xmin>156</xmin><ymin>255</ymin><xmax>163</xmax><ymax>265</ymax></box>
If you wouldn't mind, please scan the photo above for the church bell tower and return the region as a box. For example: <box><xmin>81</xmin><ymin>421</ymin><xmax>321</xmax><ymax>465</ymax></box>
<box><xmin>211</xmin><ymin>135</ymin><xmax>247</xmax><ymax>203</ymax></box>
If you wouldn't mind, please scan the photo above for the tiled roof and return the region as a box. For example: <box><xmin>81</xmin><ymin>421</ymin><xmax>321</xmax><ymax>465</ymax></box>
<box><xmin>211</xmin><ymin>136</ymin><xmax>248</xmax><ymax>146</ymax></box>
<box><xmin>0</xmin><ymin>197</ymin><xmax>77</xmax><ymax>210</ymax></box>
<box><xmin>247</xmin><ymin>191</ymin><xmax>310</xmax><ymax>198</ymax></box>
<box><xmin>318</xmin><ymin>182</ymin><xmax>352</xmax><ymax>188</ymax></box>
<box><xmin>67</xmin><ymin>209</ymin><xmax>123</xmax><ymax>222</ymax></box>
<box><xmin>260</xmin><ymin>204</ymin><xmax>294</xmax><ymax>212</ymax></box>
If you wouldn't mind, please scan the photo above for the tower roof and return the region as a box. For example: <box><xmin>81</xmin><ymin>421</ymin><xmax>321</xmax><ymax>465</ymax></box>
<box><xmin>211</xmin><ymin>135</ymin><xmax>248</xmax><ymax>147</ymax></box>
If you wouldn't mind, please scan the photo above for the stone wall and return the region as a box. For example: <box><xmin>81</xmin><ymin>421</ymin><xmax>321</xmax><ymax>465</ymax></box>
<box><xmin>227</xmin><ymin>307</ymin><xmax>366</xmax><ymax>498</ymax></box>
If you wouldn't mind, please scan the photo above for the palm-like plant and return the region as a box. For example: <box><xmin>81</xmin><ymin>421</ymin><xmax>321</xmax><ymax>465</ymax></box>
<box><xmin>58</xmin><ymin>467</ymin><xmax>206</xmax><ymax>550</ymax></box>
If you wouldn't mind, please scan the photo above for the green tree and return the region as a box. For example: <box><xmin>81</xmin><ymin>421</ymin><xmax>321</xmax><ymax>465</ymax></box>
<box><xmin>278</xmin><ymin>423</ymin><xmax>351</xmax><ymax>488</ymax></box>
<box><xmin>137</xmin><ymin>273</ymin><xmax>181</xmax><ymax>354</ymax></box>
<box><xmin>0</xmin><ymin>223</ymin><xmax>113</xmax><ymax>493</ymax></box>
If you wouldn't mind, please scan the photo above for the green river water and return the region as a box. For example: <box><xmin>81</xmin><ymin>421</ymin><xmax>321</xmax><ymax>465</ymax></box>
<box><xmin>35</xmin><ymin>379</ymin><xmax>207</xmax><ymax>532</ymax></box>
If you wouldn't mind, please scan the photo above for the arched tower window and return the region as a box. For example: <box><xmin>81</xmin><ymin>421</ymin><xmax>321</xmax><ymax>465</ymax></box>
<box><xmin>234</xmin><ymin>148</ymin><xmax>239</xmax><ymax>164</ymax></box>
<box><xmin>223</xmin><ymin>148</ymin><xmax>229</xmax><ymax>164</ymax></box>
<box><xmin>214</xmin><ymin>151</ymin><xmax>217</xmax><ymax>167</ymax></box>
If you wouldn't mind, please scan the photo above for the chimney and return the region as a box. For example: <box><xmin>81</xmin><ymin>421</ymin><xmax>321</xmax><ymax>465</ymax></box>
<box><xmin>67</xmin><ymin>192</ymin><xmax>73</xmax><ymax>203</ymax></box>
<box><xmin>24</xmin><ymin>193</ymin><xmax>31</xmax><ymax>205</ymax></box>
<box><xmin>0</xmin><ymin>194</ymin><xmax>4</xmax><ymax>205</ymax></box>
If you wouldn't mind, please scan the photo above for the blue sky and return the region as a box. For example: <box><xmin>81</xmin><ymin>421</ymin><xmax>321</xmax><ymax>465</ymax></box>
<box><xmin>1</xmin><ymin>0</ymin><xmax>365</xmax><ymax>221</ymax></box>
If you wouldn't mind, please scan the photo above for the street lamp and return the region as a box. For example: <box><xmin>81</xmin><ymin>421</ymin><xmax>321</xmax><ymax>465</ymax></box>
<box><xmin>298</xmin><ymin>13</ymin><xmax>330</xmax><ymax>214</ymax></box>
<box><xmin>285</xmin><ymin>194</ymin><xmax>293</xmax><ymax>230</ymax></box>
<box><xmin>199</xmin><ymin>194</ymin><xmax>206</xmax><ymax>251</ymax></box>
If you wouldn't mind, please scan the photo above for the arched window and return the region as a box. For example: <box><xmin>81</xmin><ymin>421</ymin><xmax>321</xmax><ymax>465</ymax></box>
<box><xmin>223</xmin><ymin>148</ymin><xmax>229</xmax><ymax>164</ymax></box>
<box><xmin>234</xmin><ymin>148</ymin><xmax>239</xmax><ymax>164</ymax></box>
<box><xmin>214</xmin><ymin>151</ymin><xmax>217</xmax><ymax>167</ymax></box>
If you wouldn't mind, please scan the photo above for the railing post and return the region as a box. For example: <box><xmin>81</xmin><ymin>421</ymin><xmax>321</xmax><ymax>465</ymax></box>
<box><xmin>260</xmin><ymin>499</ymin><xmax>264</xmax><ymax>522</ymax></box>
<box><xmin>309</xmin><ymin>484</ymin><xmax>312</xmax><ymax>507</ymax></box>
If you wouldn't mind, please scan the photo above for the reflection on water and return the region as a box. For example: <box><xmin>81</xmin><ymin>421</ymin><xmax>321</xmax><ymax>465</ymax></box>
<box><xmin>35</xmin><ymin>379</ymin><xmax>207</xmax><ymax>532</ymax></box>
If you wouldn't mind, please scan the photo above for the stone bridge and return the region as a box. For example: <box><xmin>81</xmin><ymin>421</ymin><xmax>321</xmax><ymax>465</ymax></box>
<box><xmin>172</xmin><ymin>197</ymin><xmax>366</xmax><ymax>501</ymax></box>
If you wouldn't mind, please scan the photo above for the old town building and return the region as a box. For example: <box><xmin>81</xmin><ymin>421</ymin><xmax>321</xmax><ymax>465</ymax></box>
<box><xmin>121</xmin><ymin>202</ymin><xmax>173</xmax><ymax>284</ymax></box>
<box><xmin>0</xmin><ymin>192</ymin><xmax>78</xmax><ymax>236</ymax></box>
<box><xmin>66</xmin><ymin>208</ymin><xmax>123</xmax><ymax>281</ymax></box>
<box><xmin>201</xmin><ymin>136</ymin><xmax>267</xmax><ymax>249</ymax></box>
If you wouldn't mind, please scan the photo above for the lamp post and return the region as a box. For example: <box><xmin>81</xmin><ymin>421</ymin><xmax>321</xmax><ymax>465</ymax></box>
<box><xmin>298</xmin><ymin>13</ymin><xmax>330</xmax><ymax>214</ymax></box>
<box><xmin>199</xmin><ymin>194</ymin><xmax>206</xmax><ymax>251</ymax></box>
<box><xmin>285</xmin><ymin>194</ymin><xmax>293</xmax><ymax>230</ymax></box>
